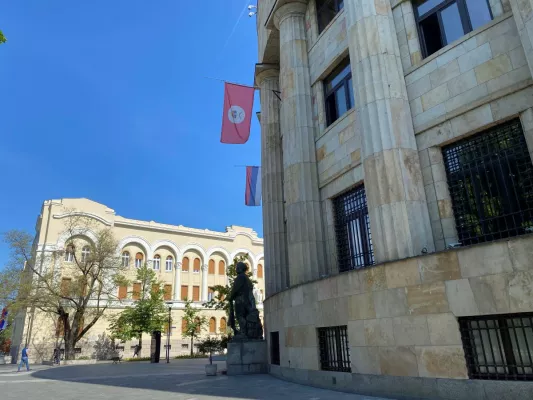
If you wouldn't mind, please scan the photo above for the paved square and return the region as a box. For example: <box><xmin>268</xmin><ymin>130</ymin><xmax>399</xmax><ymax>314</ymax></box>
<box><xmin>0</xmin><ymin>359</ymin><xmax>396</xmax><ymax>399</ymax></box>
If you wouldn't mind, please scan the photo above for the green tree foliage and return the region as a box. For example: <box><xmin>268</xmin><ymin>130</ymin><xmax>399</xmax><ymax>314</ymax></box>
<box><xmin>3</xmin><ymin>214</ymin><xmax>127</xmax><ymax>360</ymax></box>
<box><xmin>202</xmin><ymin>254</ymin><xmax>257</xmax><ymax>333</ymax></box>
<box><xmin>109</xmin><ymin>264</ymin><xmax>168</xmax><ymax>357</ymax></box>
<box><xmin>181</xmin><ymin>299</ymin><xmax>207</xmax><ymax>357</ymax></box>
<box><xmin>197</xmin><ymin>337</ymin><xmax>223</xmax><ymax>364</ymax></box>
<box><xmin>0</xmin><ymin>30</ymin><xmax>6</xmax><ymax>44</ymax></box>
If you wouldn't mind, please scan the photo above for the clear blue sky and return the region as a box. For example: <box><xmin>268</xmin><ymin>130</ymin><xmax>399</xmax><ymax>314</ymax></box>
<box><xmin>0</xmin><ymin>1</ymin><xmax>263</xmax><ymax>267</ymax></box>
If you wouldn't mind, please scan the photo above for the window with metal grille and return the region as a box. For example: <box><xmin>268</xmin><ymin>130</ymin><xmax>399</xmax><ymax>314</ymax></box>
<box><xmin>324</xmin><ymin>57</ymin><xmax>353</xmax><ymax>126</ymax></box>
<box><xmin>459</xmin><ymin>313</ymin><xmax>533</xmax><ymax>380</ymax></box>
<box><xmin>333</xmin><ymin>185</ymin><xmax>374</xmax><ymax>272</ymax></box>
<box><xmin>414</xmin><ymin>0</ymin><xmax>492</xmax><ymax>58</ymax></box>
<box><xmin>270</xmin><ymin>331</ymin><xmax>280</xmax><ymax>365</ymax></box>
<box><xmin>318</xmin><ymin>326</ymin><xmax>351</xmax><ymax>372</ymax></box>
<box><xmin>442</xmin><ymin>118</ymin><xmax>533</xmax><ymax>246</ymax></box>
<box><xmin>316</xmin><ymin>0</ymin><xmax>344</xmax><ymax>33</ymax></box>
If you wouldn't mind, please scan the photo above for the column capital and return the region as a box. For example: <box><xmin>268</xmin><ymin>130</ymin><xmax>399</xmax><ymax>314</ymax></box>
<box><xmin>273</xmin><ymin>1</ymin><xmax>308</xmax><ymax>30</ymax></box>
<box><xmin>255</xmin><ymin>63</ymin><xmax>280</xmax><ymax>87</ymax></box>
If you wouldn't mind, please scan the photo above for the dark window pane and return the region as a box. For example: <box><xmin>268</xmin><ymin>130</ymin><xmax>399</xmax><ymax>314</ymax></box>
<box><xmin>466</xmin><ymin>0</ymin><xmax>492</xmax><ymax>30</ymax></box>
<box><xmin>335</xmin><ymin>86</ymin><xmax>348</xmax><ymax>117</ymax></box>
<box><xmin>417</xmin><ymin>0</ymin><xmax>446</xmax><ymax>16</ymax></box>
<box><xmin>347</xmin><ymin>77</ymin><xmax>354</xmax><ymax>108</ymax></box>
<box><xmin>317</xmin><ymin>0</ymin><xmax>339</xmax><ymax>33</ymax></box>
<box><xmin>325</xmin><ymin>63</ymin><xmax>351</xmax><ymax>91</ymax></box>
<box><xmin>420</xmin><ymin>13</ymin><xmax>444</xmax><ymax>56</ymax></box>
<box><xmin>326</xmin><ymin>94</ymin><xmax>339</xmax><ymax>124</ymax></box>
<box><xmin>441</xmin><ymin>3</ymin><xmax>465</xmax><ymax>44</ymax></box>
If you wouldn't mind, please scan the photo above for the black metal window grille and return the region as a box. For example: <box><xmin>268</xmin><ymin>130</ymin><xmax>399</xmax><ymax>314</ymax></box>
<box><xmin>316</xmin><ymin>0</ymin><xmax>344</xmax><ymax>33</ymax></box>
<box><xmin>324</xmin><ymin>58</ymin><xmax>353</xmax><ymax>127</ymax></box>
<box><xmin>318</xmin><ymin>326</ymin><xmax>351</xmax><ymax>372</ymax></box>
<box><xmin>414</xmin><ymin>0</ymin><xmax>493</xmax><ymax>57</ymax></box>
<box><xmin>334</xmin><ymin>185</ymin><xmax>374</xmax><ymax>272</ymax></box>
<box><xmin>459</xmin><ymin>313</ymin><xmax>533</xmax><ymax>380</ymax></box>
<box><xmin>442</xmin><ymin>118</ymin><xmax>533</xmax><ymax>246</ymax></box>
<box><xmin>270</xmin><ymin>331</ymin><xmax>280</xmax><ymax>365</ymax></box>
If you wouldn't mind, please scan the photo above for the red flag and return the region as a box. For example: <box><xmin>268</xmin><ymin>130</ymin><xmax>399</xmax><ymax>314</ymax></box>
<box><xmin>221</xmin><ymin>82</ymin><xmax>255</xmax><ymax>144</ymax></box>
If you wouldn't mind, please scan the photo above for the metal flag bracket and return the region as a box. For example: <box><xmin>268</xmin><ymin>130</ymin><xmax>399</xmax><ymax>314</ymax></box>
<box><xmin>272</xmin><ymin>90</ymin><xmax>282</xmax><ymax>101</ymax></box>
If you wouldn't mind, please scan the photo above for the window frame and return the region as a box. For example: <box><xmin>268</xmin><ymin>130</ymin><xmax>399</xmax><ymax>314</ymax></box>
<box><xmin>153</xmin><ymin>254</ymin><xmax>161</xmax><ymax>270</ymax></box>
<box><xmin>135</xmin><ymin>252</ymin><xmax>143</xmax><ymax>269</ymax></box>
<box><xmin>317</xmin><ymin>326</ymin><xmax>351</xmax><ymax>372</ymax></box>
<box><xmin>316</xmin><ymin>0</ymin><xmax>345</xmax><ymax>34</ymax></box>
<box><xmin>165</xmin><ymin>256</ymin><xmax>173</xmax><ymax>272</ymax></box>
<box><xmin>414</xmin><ymin>0</ymin><xmax>493</xmax><ymax>58</ymax></box>
<box><xmin>81</xmin><ymin>246</ymin><xmax>91</xmax><ymax>263</ymax></box>
<box><xmin>324</xmin><ymin>58</ymin><xmax>353</xmax><ymax>127</ymax></box>
<box><xmin>65</xmin><ymin>246</ymin><xmax>75</xmax><ymax>262</ymax></box>
<box><xmin>121</xmin><ymin>251</ymin><xmax>130</xmax><ymax>268</ymax></box>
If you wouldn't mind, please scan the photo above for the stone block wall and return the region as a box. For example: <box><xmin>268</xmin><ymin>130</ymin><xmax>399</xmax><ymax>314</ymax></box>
<box><xmin>264</xmin><ymin>235</ymin><xmax>533</xmax><ymax>398</ymax></box>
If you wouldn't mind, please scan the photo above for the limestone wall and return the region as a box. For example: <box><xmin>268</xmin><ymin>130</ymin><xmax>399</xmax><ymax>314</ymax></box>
<box><xmin>264</xmin><ymin>234</ymin><xmax>533</xmax><ymax>379</ymax></box>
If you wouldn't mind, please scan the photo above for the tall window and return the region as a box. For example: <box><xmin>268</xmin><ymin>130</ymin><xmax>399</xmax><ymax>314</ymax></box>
<box><xmin>121</xmin><ymin>251</ymin><xmax>130</xmax><ymax>267</ymax></box>
<box><xmin>459</xmin><ymin>313</ymin><xmax>533</xmax><ymax>380</ymax></box>
<box><xmin>318</xmin><ymin>326</ymin><xmax>351</xmax><ymax>372</ymax></box>
<box><xmin>193</xmin><ymin>258</ymin><xmax>200</xmax><ymax>273</ymax></box>
<box><xmin>334</xmin><ymin>185</ymin><xmax>374</xmax><ymax>272</ymax></box>
<box><xmin>81</xmin><ymin>246</ymin><xmax>91</xmax><ymax>263</ymax></box>
<box><xmin>132</xmin><ymin>282</ymin><xmax>141</xmax><ymax>300</ymax></box>
<box><xmin>153</xmin><ymin>255</ymin><xmax>161</xmax><ymax>270</ymax></box>
<box><xmin>208</xmin><ymin>287</ymin><xmax>214</xmax><ymax>301</ymax></box>
<box><xmin>165</xmin><ymin>256</ymin><xmax>173</xmax><ymax>272</ymax></box>
<box><xmin>257</xmin><ymin>264</ymin><xmax>263</xmax><ymax>279</ymax></box>
<box><xmin>65</xmin><ymin>245</ymin><xmax>74</xmax><ymax>262</ymax></box>
<box><xmin>316</xmin><ymin>0</ymin><xmax>344</xmax><ymax>33</ymax></box>
<box><xmin>182</xmin><ymin>257</ymin><xmax>190</xmax><ymax>272</ymax></box>
<box><xmin>135</xmin><ymin>253</ymin><xmax>143</xmax><ymax>268</ymax></box>
<box><xmin>61</xmin><ymin>278</ymin><xmax>72</xmax><ymax>297</ymax></box>
<box><xmin>208</xmin><ymin>259</ymin><xmax>215</xmax><ymax>275</ymax></box>
<box><xmin>415</xmin><ymin>0</ymin><xmax>492</xmax><ymax>57</ymax></box>
<box><xmin>118</xmin><ymin>285</ymin><xmax>127</xmax><ymax>300</ymax></box>
<box><xmin>443</xmin><ymin>119</ymin><xmax>533</xmax><ymax>246</ymax></box>
<box><xmin>181</xmin><ymin>318</ymin><xmax>187</xmax><ymax>333</ymax></box>
<box><xmin>193</xmin><ymin>286</ymin><xmax>200</xmax><ymax>301</ymax></box>
<box><xmin>218</xmin><ymin>260</ymin><xmax>226</xmax><ymax>275</ymax></box>
<box><xmin>209</xmin><ymin>317</ymin><xmax>216</xmax><ymax>333</ymax></box>
<box><xmin>220</xmin><ymin>317</ymin><xmax>227</xmax><ymax>333</ymax></box>
<box><xmin>324</xmin><ymin>58</ymin><xmax>353</xmax><ymax>126</ymax></box>
<box><xmin>181</xmin><ymin>285</ymin><xmax>188</xmax><ymax>301</ymax></box>
<box><xmin>164</xmin><ymin>284</ymin><xmax>172</xmax><ymax>301</ymax></box>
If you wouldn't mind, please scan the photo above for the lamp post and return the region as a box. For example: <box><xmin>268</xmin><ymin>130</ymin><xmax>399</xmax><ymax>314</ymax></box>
<box><xmin>166</xmin><ymin>304</ymin><xmax>172</xmax><ymax>363</ymax></box>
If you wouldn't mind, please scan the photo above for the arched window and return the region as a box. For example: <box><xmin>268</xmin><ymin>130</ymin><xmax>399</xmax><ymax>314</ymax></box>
<box><xmin>121</xmin><ymin>251</ymin><xmax>130</xmax><ymax>267</ymax></box>
<box><xmin>81</xmin><ymin>246</ymin><xmax>91</xmax><ymax>263</ymax></box>
<box><xmin>135</xmin><ymin>253</ymin><xmax>143</xmax><ymax>268</ymax></box>
<box><xmin>193</xmin><ymin>258</ymin><xmax>200</xmax><ymax>273</ymax></box>
<box><xmin>218</xmin><ymin>260</ymin><xmax>226</xmax><ymax>275</ymax></box>
<box><xmin>208</xmin><ymin>287</ymin><xmax>214</xmax><ymax>301</ymax></box>
<box><xmin>182</xmin><ymin>257</ymin><xmax>189</xmax><ymax>272</ymax></box>
<box><xmin>194</xmin><ymin>317</ymin><xmax>201</xmax><ymax>333</ymax></box>
<box><xmin>166</xmin><ymin>256</ymin><xmax>173</xmax><ymax>272</ymax></box>
<box><xmin>220</xmin><ymin>317</ymin><xmax>227</xmax><ymax>333</ymax></box>
<box><xmin>209</xmin><ymin>317</ymin><xmax>216</xmax><ymax>333</ymax></box>
<box><xmin>208</xmin><ymin>259</ymin><xmax>215</xmax><ymax>275</ymax></box>
<box><xmin>257</xmin><ymin>263</ymin><xmax>263</xmax><ymax>278</ymax></box>
<box><xmin>65</xmin><ymin>245</ymin><xmax>74</xmax><ymax>262</ymax></box>
<box><xmin>153</xmin><ymin>254</ymin><xmax>161</xmax><ymax>270</ymax></box>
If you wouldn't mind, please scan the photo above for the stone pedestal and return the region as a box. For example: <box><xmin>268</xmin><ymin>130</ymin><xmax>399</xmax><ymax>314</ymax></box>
<box><xmin>226</xmin><ymin>340</ymin><xmax>268</xmax><ymax>375</ymax></box>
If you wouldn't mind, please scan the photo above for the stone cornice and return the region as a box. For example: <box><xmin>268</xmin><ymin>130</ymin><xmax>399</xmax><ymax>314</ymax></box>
<box><xmin>266</xmin><ymin>0</ymin><xmax>308</xmax><ymax>29</ymax></box>
<box><xmin>255</xmin><ymin>63</ymin><xmax>280</xmax><ymax>87</ymax></box>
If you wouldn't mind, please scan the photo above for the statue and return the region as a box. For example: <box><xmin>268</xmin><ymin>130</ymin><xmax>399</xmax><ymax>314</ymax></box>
<box><xmin>228</xmin><ymin>262</ymin><xmax>263</xmax><ymax>340</ymax></box>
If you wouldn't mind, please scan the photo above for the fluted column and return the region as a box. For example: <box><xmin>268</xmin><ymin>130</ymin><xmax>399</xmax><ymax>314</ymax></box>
<box><xmin>201</xmin><ymin>264</ymin><xmax>208</xmax><ymax>302</ymax></box>
<box><xmin>173</xmin><ymin>262</ymin><xmax>182</xmax><ymax>300</ymax></box>
<box><xmin>510</xmin><ymin>0</ymin><xmax>533</xmax><ymax>79</ymax></box>
<box><xmin>256</xmin><ymin>64</ymin><xmax>289</xmax><ymax>297</ymax></box>
<box><xmin>274</xmin><ymin>2</ymin><xmax>326</xmax><ymax>286</ymax></box>
<box><xmin>345</xmin><ymin>0</ymin><xmax>434</xmax><ymax>262</ymax></box>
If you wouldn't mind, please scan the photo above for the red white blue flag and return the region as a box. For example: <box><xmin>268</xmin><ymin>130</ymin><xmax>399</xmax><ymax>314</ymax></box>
<box><xmin>0</xmin><ymin>307</ymin><xmax>8</xmax><ymax>331</ymax></box>
<box><xmin>245</xmin><ymin>166</ymin><xmax>261</xmax><ymax>206</ymax></box>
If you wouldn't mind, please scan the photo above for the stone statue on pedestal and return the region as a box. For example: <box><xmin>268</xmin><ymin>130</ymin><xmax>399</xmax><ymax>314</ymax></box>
<box><xmin>228</xmin><ymin>262</ymin><xmax>263</xmax><ymax>340</ymax></box>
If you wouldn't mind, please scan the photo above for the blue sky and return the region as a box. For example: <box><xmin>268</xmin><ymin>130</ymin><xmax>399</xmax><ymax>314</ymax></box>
<box><xmin>0</xmin><ymin>1</ymin><xmax>262</xmax><ymax>267</ymax></box>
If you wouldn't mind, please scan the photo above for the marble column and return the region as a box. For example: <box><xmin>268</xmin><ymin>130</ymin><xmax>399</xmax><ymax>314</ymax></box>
<box><xmin>344</xmin><ymin>0</ymin><xmax>434</xmax><ymax>262</ymax></box>
<box><xmin>273</xmin><ymin>1</ymin><xmax>326</xmax><ymax>286</ymax></box>
<box><xmin>173</xmin><ymin>262</ymin><xmax>182</xmax><ymax>300</ymax></box>
<box><xmin>510</xmin><ymin>0</ymin><xmax>533</xmax><ymax>79</ymax></box>
<box><xmin>201</xmin><ymin>264</ymin><xmax>208</xmax><ymax>302</ymax></box>
<box><xmin>256</xmin><ymin>64</ymin><xmax>289</xmax><ymax>296</ymax></box>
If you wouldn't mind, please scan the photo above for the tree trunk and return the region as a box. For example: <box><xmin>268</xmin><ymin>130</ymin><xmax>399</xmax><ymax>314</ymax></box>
<box><xmin>190</xmin><ymin>337</ymin><xmax>193</xmax><ymax>357</ymax></box>
<box><xmin>64</xmin><ymin>334</ymin><xmax>76</xmax><ymax>360</ymax></box>
<box><xmin>138</xmin><ymin>333</ymin><xmax>142</xmax><ymax>358</ymax></box>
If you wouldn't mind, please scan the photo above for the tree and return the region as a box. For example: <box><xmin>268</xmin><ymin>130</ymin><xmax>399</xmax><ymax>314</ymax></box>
<box><xmin>109</xmin><ymin>264</ymin><xmax>167</xmax><ymax>357</ymax></box>
<box><xmin>0</xmin><ymin>30</ymin><xmax>6</xmax><ymax>44</ymax></box>
<box><xmin>197</xmin><ymin>337</ymin><xmax>223</xmax><ymax>364</ymax></box>
<box><xmin>181</xmin><ymin>299</ymin><xmax>207</xmax><ymax>357</ymax></box>
<box><xmin>3</xmin><ymin>213</ymin><xmax>127</xmax><ymax>360</ymax></box>
<box><xmin>202</xmin><ymin>254</ymin><xmax>257</xmax><ymax>334</ymax></box>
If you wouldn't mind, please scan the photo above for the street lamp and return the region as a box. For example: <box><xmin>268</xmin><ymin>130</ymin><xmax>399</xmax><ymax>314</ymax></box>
<box><xmin>166</xmin><ymin>303</ymin><xmax>172</xmax><ymax>363</ymax></box>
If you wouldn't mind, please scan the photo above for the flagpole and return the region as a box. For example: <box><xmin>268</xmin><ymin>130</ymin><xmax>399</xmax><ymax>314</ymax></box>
<box><xmin>204</xmin><ymin>76</ymin><xmax>259</xmax><ymax>90</ymax></box>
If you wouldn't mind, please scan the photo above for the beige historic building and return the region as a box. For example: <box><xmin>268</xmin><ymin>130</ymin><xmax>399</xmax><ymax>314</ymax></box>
<box><xmin>11</xmin><ymin>198</ymin><xmax>264</xmax><ymax>361</ymax></box>
<box><xmin>257</xmin><ymin>0</ymin><xmax>533</xmax><ymax>398</ymax></box>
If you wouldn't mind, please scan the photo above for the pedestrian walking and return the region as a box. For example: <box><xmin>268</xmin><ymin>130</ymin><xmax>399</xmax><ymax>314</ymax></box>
<box><xmin>133</xmin><ymin>344</ymin><xmax>140</xmax><ymax>358</ymax></box>
<box><xmin>17</xmin><ymin>345</ymin><xmax>30</xmax><ymax>372</ymax></box>
<box><xmin>53</xmin><ymin>348</ymin><xmax>61</xmax><ymax>365</ymax></box>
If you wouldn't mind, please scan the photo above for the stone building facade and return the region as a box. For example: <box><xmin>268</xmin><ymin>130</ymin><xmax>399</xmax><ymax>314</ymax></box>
<box><xmin>256</xmin><ymin>0</ymin><xmax>533</xmax><ymax>398</ymax></box>
<box><xmin>10</xmin><ymin>198</ymin><xmax>264</xmax><ymax>362</ymax></box>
